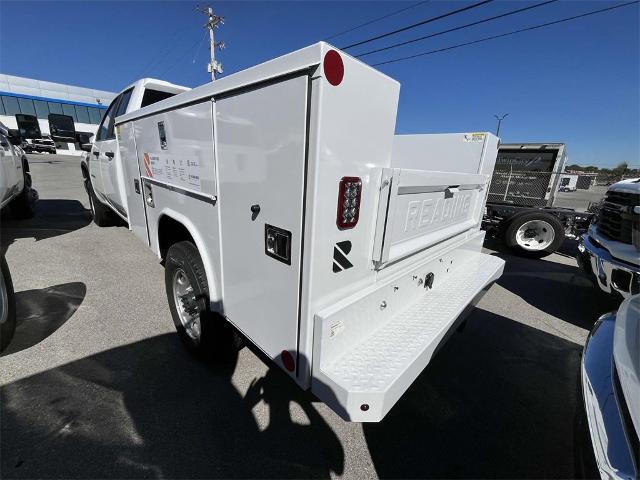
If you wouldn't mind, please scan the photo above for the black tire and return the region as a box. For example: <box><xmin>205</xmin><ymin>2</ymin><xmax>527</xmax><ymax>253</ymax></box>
<box><xmin>1</xmin><ymin>255</ymin><xmax>16</xmax><ymax>352</ymax></box>
<box><xmin>164</xmin><ymin>241</ymin><xmax>241</xmax><ymax>358</ymax></box>
<box><xmin>86</xmin><ymin>176</ymin><xmax>112</xmax><ymax>227</ymax></box>
<box><xmin>9</xmin><ymin>161</ymin><xmax>35</xmax><ymax>219</ymax></box>
<box><xmin>504</xmin><ymin>210</ymin><xmax>565</xmax><ymax>258</ymax></box>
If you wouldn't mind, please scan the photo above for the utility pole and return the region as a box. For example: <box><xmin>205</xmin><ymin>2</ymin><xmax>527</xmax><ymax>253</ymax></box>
<box><xmin>197</xmin><ymin>5</ymin><xmax>224</xmax><ymax>81</ymax></box>
<box><xmin>494</xmin><ymin>113</ymin><xmax>509</xmax><ymax>137</ymax></box>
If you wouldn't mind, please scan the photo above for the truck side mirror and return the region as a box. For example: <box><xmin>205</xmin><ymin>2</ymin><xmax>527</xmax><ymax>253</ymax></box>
<box><xmin>8</xmin><ymin>135</ymin><xmax>22</xmax><ymax>146</ymax></box>
<box><xmin>81</xmin><ymin>143</ymin><xmax>93</xmax><ymax>152</ymax></box>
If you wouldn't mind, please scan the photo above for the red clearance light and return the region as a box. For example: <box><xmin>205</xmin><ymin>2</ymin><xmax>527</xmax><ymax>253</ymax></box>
<box><xmin>281</xmin><ymin>350</ymin><xmax>295</xmax><ymax>372</ymax></box>
<box><xmin>323</xmin><ymin>50</ymin><xmax>344</xmax><ymax>86</ymax></box>
<box><xmin>337</xmin><ymin>176</ymin><xmax>362</xmax><ymax>230</ymax></box>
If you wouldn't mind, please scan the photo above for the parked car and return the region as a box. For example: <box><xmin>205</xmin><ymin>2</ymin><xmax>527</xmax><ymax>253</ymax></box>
<box><xmin>22</xmin><ymin>135</ymin><xmax>56</xmax><ymax>154</ymax></box>
<box><xmin>0</xmin><ymin>122</ymin><xmax>36</xmax><ymax>218</ymax></box>
<box><xmin>577</xmin><ymin>178</ymin><xmax>640</xmax><ymax>298</ymax></box>
<box><xmin>581</xmin><ymin>294</ymin><xmax>639</xmax><ymax>479</ymax></box>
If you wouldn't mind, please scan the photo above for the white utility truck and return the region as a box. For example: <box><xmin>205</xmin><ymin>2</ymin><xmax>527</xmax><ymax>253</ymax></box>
<box><xmin>85</xmin><ymin>43</ymin><xmax>504</xmax><ymax>422</ymax></box>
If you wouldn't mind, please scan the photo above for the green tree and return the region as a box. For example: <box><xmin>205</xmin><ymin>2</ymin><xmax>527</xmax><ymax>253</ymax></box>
<box><xmin>612</xmin><ymin>162</ymin><xmax>629</xmax><ymax>178</ymax></box>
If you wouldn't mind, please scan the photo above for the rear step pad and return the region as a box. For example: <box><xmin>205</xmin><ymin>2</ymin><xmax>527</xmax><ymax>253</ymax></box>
<box><xmin>312</xmin><ymin>252</ymin><xmax>504</xmax><ymax>422</ymax></box>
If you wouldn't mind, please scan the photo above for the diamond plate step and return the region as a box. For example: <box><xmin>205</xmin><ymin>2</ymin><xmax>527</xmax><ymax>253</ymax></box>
<box><xmin>312</xmin><ymin>251</ymin><xmax>504</xmax><ymax>422</ymax></box>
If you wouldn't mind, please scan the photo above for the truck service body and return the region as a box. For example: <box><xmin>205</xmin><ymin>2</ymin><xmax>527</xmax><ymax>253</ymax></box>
<box><xmin>86</xmin><ymin>42</ymin><xmax>504</xmax><ymax>421</ymax></box>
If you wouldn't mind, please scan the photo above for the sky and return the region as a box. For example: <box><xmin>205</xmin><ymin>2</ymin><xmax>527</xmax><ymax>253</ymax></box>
<box><xmin>0</xmin><ymin>0</ymin><xmax>638</xmax><ymax>168</ymax></box>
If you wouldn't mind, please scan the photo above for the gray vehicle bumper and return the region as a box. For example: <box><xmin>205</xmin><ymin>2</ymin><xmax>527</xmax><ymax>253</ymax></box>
<box><xmin>581</xmin><ymin>313</ymin><xmax>638</xmax><ymax>479</ymax></box>
<box><xmin>577</xmin><ymin>235</ymin><xmax>640</xmax><ymax>298</ymax></box>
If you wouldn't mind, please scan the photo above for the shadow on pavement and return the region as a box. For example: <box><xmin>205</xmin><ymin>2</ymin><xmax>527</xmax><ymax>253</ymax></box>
<box><xmin>1</xmin><ymin>282</ymin><xmax>86</xmax><ymax>357</ymax></box>
<box><xmin>1</xmin><ymin>199</ymin><xmax>92</xmax><ymax>252</ymax></box>
<box><xmin>363</xmin><ymin>308</ymin><xmax>596</xmax><ymax>479</ymax></box>
<box><xmin>488</xmin><ymin>248</ymin><xmax>620</xmax><ymax>331</ymax></box>
<box><xmin>1</xmin><ymin>334</ymin><xmax>344</xmax><ymax>479</ymax></box>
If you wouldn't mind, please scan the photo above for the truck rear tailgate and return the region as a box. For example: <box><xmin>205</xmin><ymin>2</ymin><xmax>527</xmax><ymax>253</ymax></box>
<box><xmin>373</xmin><ymin>168</ymin><xmax>486</xmax><ymax>268</ymax></box>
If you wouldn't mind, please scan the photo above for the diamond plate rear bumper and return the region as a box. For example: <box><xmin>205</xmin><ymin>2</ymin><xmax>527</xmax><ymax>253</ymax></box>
<box><xmin>312</xmin><ymin>250</ymin><xmax>504</xmax><ymax>422</ymax></box>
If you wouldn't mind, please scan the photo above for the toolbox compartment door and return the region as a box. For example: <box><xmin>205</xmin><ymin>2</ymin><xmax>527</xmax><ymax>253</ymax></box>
<box><xmin>215</xmin><ymin>76</ymin><xmax>308</xmax><ymax>368</ymax></box>
<box><xmin>372</xmin><ymin>168</ymin><xmax>486</xmax><ymax>268</ymax></box>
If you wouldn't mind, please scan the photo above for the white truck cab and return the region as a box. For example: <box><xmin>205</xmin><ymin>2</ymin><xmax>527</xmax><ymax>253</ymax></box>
<box><xmin>81</xmin><ymin>79</ymin><xmax>189</xmax><ymax>223</ymax></box>
<box><xmin>578</xmin><ymin>178</ymin><xmax>640</xmax><ymax>298</ymax></box>
<box><xmin>85</xmin><ymin>43</ymin><xmax>504</xmax><ymax>421</ymax></box>
<box><xmin>0</xmin><ymin>121</ymin><xmax>35</xmax><ymax>218</ymax></box>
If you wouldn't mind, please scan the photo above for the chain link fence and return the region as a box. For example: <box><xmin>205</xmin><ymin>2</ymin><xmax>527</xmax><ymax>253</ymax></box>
<box><xmin>488</xmin><ymin>169</ymin><xmax>612</xmax><ymax>212</ymax></box>
<box><xmin>488</xmin><ymin>169</ymin><xmax>560</xmax><ymax>207</ymax></box>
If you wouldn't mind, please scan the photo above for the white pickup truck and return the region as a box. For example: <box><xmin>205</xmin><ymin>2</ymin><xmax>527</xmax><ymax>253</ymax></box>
<box><xmin>1</xmin><ymin>121</ymin><xmax>36</xmax><ymax>351</ymax></box>
<box><xmin>577</xmin><ymin>179</ymin><xmax>640</xmax><ymax>298</ymax></box>
<box><xmin>83</xmin><ymin>42</ymin><xmax>504</xmax><ymax>422</ymax></box>
<box><xmin>80</xmin><ymin>79</ymin><xmax>189</xmax><ymax>224</ymax></box>
<box><xmin>0</xmin><ymin>122</ymin><xmax>35</xmax><ymax>219</ymax></box>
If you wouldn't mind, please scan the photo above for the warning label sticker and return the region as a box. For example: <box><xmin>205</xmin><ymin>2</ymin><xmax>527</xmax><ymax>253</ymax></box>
<box><xmin>142</xmin><ymin>153</ymin><xmax>202</xmax><ymax>191</ymax></box>
<box><xmin>329</xmin><ymin>320</ymin><xmax>345</xmax><ymax>338</ymax></box>
<box><xmin>463</xmin><ymin>132</ymin><xmax>486</xmax><ymax>143</ymax></box>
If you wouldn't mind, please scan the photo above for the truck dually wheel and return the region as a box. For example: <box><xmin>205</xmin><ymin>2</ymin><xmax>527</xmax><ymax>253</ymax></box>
<box><xmin>504</xmin><ymin>211</ymin><xmax>565</xmax><ymax>258</ymax></box>
<box><xmin>164</xmin><ymin>241</ymin><xmax>241</xmax><ymax>357</ymax></box>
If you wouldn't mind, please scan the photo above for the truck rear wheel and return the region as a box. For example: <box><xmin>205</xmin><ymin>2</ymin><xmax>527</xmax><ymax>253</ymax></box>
<box><xmin>164</xmin><ymin>241</ymin><xmax>241</xmax><ymax>357</ymax></box>
<box><xmin>1</xmin><ymin>255</ymin><xmax>16</xmax><ymax>352</ymax></box>
<box><xmin>504</xmin><ymin>211</ymin><xmax>565</xmax><ymax>258</ymax></box>
<box><xmin>9</xmin><ymin>164</ymin><xmax>35</xmax><ymax>219</ymax></box>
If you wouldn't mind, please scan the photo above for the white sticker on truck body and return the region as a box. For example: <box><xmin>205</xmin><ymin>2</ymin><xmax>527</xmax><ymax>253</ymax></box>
<box><xmin>144</xmin><ymin>152</ymin><xmax>202</xmax><ymax>191</ymax></box>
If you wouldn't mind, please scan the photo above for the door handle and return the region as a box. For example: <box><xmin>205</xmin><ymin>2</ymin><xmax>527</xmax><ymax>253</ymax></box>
<box><xmin>134</xmin><ymin>178</ymin><xmax>140</xmax><ymax>194</ymax></box>
<box><xmin>105</xmin><ymin>151</ymin><xmax>115</xmax><ymax>159</ymax></box>
<box><xmin>145</xmin><ymin>184</ymin><xmax>155</xmax><ymax>208</ymax></box>
<box><xmin>92</xmin><ymin>151</ymin><xmax>99</xmax><ymax>158</ymax></box>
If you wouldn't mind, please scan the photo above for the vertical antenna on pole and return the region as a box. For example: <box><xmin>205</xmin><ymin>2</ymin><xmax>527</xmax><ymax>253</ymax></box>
<box><xmin>196</xmin><ymin>4</ymin><xmax>224</xmax><ymax>81</ymax></box>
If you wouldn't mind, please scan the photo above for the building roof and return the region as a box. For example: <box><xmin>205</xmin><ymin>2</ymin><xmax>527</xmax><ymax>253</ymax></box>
<box><xmin>0</xmin><ymin>73</ymin><xmax>116</xmax><ymax>107</ymax></box>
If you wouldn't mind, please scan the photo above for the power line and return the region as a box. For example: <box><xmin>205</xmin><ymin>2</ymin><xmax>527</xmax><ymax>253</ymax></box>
<box><xmin>136</xmin><ymin>27</ymin><xmax>192</xmax><ymax>80</ymax></box>
<box><xmin>372</xmin><ymin>1</ymin><xmax>639</xmax><ymax>67</ymax></box>
<box><xmin>342</xmin><ymin>0</ymin><xmax>495</xmax><ymax>50</ymax></box>
<box><xmin>357</xmin><ymin>0</ymin><xmax>558</xmax><ymax>58</ymax></box>
<box><xmin>157</xmin><ymin>33</ymin><xmax>209</xmax><ymax>78</ymax></box>
<box><xmin>326</xmin><ymin>1</ymin><xmax>431</xmax><ymax>40</ymax></box>
<box><xmin>192</xmin><ymin>30</ymin><xmax>209</xmax><ymax>64</ymax></box>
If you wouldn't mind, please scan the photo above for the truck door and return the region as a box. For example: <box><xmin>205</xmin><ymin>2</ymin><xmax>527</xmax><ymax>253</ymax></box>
<box><xmin>94</xmin><ymin>89</ymin><xmax>132</xmax><ymax>218</ymax></box>
<box><xmin>215</xmin><ymin>76</ymin><xmax>308</xmax><ymax>367</ymax></box>
<box><xmin>91</xmin><ymin>96</ymin><xmax>119</xmax><ymax>206</ymax></box>
<box><xmin>117</xmin><ymin>121</ymin><xmax>149</xmax><ymax>245</ymax></box>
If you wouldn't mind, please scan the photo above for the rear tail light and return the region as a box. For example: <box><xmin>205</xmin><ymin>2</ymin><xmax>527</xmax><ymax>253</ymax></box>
<box><xmin>337</xmin><ymin>176</ymin><xmax>362</xmax><ymax>229</ymax></box>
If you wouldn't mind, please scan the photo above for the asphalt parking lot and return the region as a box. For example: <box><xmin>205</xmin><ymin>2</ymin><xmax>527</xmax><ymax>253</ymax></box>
<box><xmin>1</xmin><ymin>154</ymin><xmax>618</xmax><ymax>479</ymax></box>
<box><xmin>555</xmin><ymin>185</ymin><xmax>607</xmax><ymax>212</ymax></box>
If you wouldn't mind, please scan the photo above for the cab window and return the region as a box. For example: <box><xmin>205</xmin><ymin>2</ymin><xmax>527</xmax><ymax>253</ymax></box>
<box><xmin>96</xmin><ymin>96</ymin><xmax>120</xmax><ymax>141</ymax></box>
<box><xmin>115</xmin><ymin>89</ymin><xmax>133</xmax><ymax>118</ymax></box>
<box><xmin>141</xmin><ymin>89</ymin><xmax>176</xmax><ymax>108</ymax></box>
